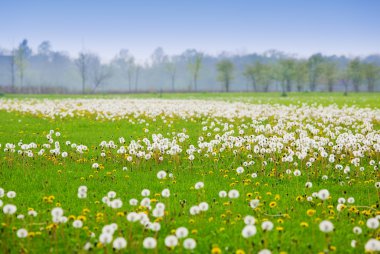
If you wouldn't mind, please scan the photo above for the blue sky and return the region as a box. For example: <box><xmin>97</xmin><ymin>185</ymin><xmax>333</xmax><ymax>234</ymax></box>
<box><xmin>0</xmin><ymin>0</ymin><xmax>379</xmax><ymax>62</ymax></box>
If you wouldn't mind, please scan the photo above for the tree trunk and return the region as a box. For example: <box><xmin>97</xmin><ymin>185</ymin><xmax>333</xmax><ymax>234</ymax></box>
<box><xmin>225</xmin><ymin>79</ymin><xmax>229</xmax><ymax>92</ymax></box>
<box><xmin>82</xmin><ymin>78</ymin><xmax>85</xmax><ymax>94</ymax></box>
<box><xmin>171</xmin><ymin>76</ymin><xmax>175</xmax><ymax>92</ymax></box>
<box><xmin>328</xmin><ymin>80</ymin><xmax>333</xmax><ymax>92</ymax></box>
<box><xmin>252</xmin><ymin>80</ymin><xmax>256</xmax><ymax>92</ymax></box>
<box><xmin>193</xmin><ymin>74</ymin><xmax>197</xmax><ymax>91</ymax></box>
<box><xmin>10</xmin><ymin>56</ymin><xmax>15</xmax><ymax>92</ymax></box>
<box><xmin>354</xmin><ymin>83</ymin><xmax>359</xmax><ymax>92</ymax></box>
<box><xmin>342</xmin><ymin>80</ymin><xmax>348</xmax><ymax>96</ymax></box>
<box><xmin>264</xmin><ymin>83</ymin><xmax>269</xmax><ymax>92</ymax></box>
<box><xmin>368</xmin><ymin>79</ymin><xmax>374</xmax><ymax>92</ymax></box>
<box><xmin>297</xmin><ymin>82</ymin><xmax>302</xmax><ymax>92</ymax></box>
<box><xmin>286</xmin><ymin>79</ymin><xmax>291</xmax><ymax>92</ymax></box>
<box><xmin>310</xmin><ymin>81</ymin><xmax>316</xmax><ymax>92</ymax></box>
<box><xmin>135</xmin><ymin>67</ymin><xmax>140</xmax><ymax>92</ymax></box>
<box><xmin>281</xmin><ymin>80</ymin><xmax>287</xmax><ymax>97</ymax></box>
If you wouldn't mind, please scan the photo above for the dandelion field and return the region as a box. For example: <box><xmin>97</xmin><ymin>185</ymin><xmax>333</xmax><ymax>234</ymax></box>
<box><xmin>0</xmin><ymin>93</ymin><xmax>379</xmax><ymax>253</ymax></box>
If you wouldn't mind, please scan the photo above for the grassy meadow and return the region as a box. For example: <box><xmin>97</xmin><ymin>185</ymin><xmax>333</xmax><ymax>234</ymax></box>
<box><xmin>0</xmin><ymin>92</ymin><xmax>379</xmax><ymax>253</ymax></box>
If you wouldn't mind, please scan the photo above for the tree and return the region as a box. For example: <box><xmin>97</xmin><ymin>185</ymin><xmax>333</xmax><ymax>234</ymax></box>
<box><xmin>243</xmin><ymin>63</ymin><xmax>258</xmax><ymax>92</ymax></box>
<box><xmin>113</xmin><ymin>50</ymin><xmax>135</xmax><ymax>92</ymax></box>
<box><xmin>321</xmin><ymin>61</ymin><xmax>338</xmax><ymax>92</ymax></box>
<box><xmin>9</xmin><ymin>49</ymin><xmax>16</xmax><ymax>91</ymax></box>
<box><xmin>261</xmin><ymin>64</ymin><xmax>273</xmax><ymax>92</ymax></box>
<box><xmin>38</xmin><ymin>41</ymin><xmax>52</xmax><ymax>55</ymax></box>
<box><xmin>216</xmin><ymin>60</ymin><xmax>234</xmax><ymax>92</ymax></box>
<box><xmin>134</xmin><ymin>65</ymin><xmax>141</xmax><ymax>92</ymax></box>
<box><xmin>294</xmin><ymin>60</ymin><xmax>308</xmax><ymax>92</ymax></box>
<box><xmin>362</xmin><ymin>63</ymin><xmax>379</xmax><ymax>92</ymax></box>
<box><xmin>15</xmin><ymin>39</ymin><xmax>32</xmax><ymax>87</ymax></box>
<box><xmin>339</xmin><ymin>68</ymin><xmax>350</xmax><ymax>96</ymax></box>
<box><xmin>278</xmin><ymin>58</ymin><xmax>296</xmax><ymax>96</ymax></box>
<box><xmin>348</xmin><ymin>58</ymin><xmax>363</xmax><ymax>92</ymax></box>
<box><xmin>308</xmin><ymin>54</ymin><xmax>324</xmax><ymax>91</ymax></box>
<box><xmin>91</xmin><ymin>56</ymin><xmax>112</xmax><ymax>92</ymax></box>
<box><xmin>165</xmin><ymin>57</ymin><xmax>177</xmax><ymax>91</ymax></box>
<box><xmin>187</xmin><ymin>52</ymin><xmax>203</xmax><ymax>91</ymax></box>
<box><xmin>151</xmin><ymin>47</ymin><xmax>165</xmax><ymax>65</ymax></box>
<box><xmin>75</xmin><ymin>52</ymin><xmax>90</xmax><ymax>94</ymax></box>
<box><xmin>243</xmin><ymin>61</ymin><xmax>272</xmax><ymax>92</ymax></box>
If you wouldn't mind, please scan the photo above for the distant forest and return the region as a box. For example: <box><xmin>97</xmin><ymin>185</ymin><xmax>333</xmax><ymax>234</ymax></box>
<box><xmin>0</xmin><ymin>39</ymin><xmax>380</xmax><ymax>94</ymax></box>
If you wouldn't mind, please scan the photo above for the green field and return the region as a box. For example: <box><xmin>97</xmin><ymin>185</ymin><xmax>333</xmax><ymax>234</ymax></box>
<box><xmin>0</xmin><ymin>93</ymin><xmax>379</xmax><ymax>253</ymax></box>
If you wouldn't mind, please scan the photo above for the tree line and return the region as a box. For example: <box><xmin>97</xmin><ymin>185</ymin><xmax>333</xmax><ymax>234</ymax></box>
<box><xmin>0</xmin><ymin>39</ymin><xmax>379</xmax><ymax>94</ymax></box>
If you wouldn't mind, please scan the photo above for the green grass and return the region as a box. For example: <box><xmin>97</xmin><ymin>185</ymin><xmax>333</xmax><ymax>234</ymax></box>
<box><xmin>0</xmin><ymin>94</ymin><xmax>379</xmax><ymax>253</ymax></box>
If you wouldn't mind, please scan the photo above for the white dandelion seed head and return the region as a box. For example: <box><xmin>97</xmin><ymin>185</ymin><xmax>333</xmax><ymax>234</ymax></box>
<box><xmin>319</xmin><ymin>220</ymin><xmax>334</xmax><ymax>233</ymax></box>
<box><xmin>164</xmin><ymin>235</ymin><xmax>178</xmax><ymax>248</ymax></box>
<box><xmin>143</xmin><ymin>237</ymin><xmax>157</xmax><ymax>249</ymax></box>
<box><xmin>17</xmin><ymin>228</ymin><xmax>28</xmax><ymax>238</ymax></box>
<box><xmin>113</xmin><ymin>237</ymin><xmax>127</xmax><ymax>250</ymax></box>
<box><xmin>242</xmin><ymin>225</ymin><xmax>257</xmax><ymax>238</ymax></box>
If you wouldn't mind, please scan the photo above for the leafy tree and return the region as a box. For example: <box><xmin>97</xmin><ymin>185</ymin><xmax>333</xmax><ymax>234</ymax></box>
<box><xmin>9</xmin><ymin>49</ymin><xmax>16</xmax><ymax>91</ymax></box>
<box><xmin>361</xmin><ymin>63</ymin><xmax>379</xmax><ymax>92</ymax></box>
<box><xmin>187</xmin><ymin>52</ymin><xmax>203</xmax><ymax>91</ymax></box>
<box><xmin>243</xmin><ymin>62</ymin><xmax>273</xmax><ymax>92</ymax></box>
<box><xmin>294</xmin><ymin>60</ymin><xmax>308</xmax><ymax>92</ymax></box>
<box><xmin>278</xmin><ymin>58</ymin><xmax>296</xmax><ymax>96</ymax></box>
<box><xmin>348</xmin><ymin>58</ymin><xmax>363</xmax><ymax>92</ymax></box>
<box><xmin>15</xmin><ymin>39</ymin><xmax>32</xmax><ymax>87</ymax></box>
<box><xmin>151</xmin><ymin>47</ymin><xmax>165</xmax><ymax>65</ymax></box>
<box><xmin>261</xmin><ymin>64</ymin><xmax>274</xmax><ymax>92</ymax></box>
<box><xmin>308</xmin><ymin>53</ymin><xmax>324</xmax><ymax>91</ymax></box>
<box><xmin>165</xmin><ymin>57</ymin><xmax>177</xmax><ymax>91</ymax></box>
<box><xmin>321</xmin><ymin>61</ymin><xmax>338</xmax><ymax>92</ymax></box>
<box><xmin>243</xmin><ymin>64</ymin><xmax>256</xmax><ymax>92</ymax></box>
<box><xmin>216</xmin><ymin>60</ymin><xmax>234</xmax><ymax>92</ymax></box>
<box><xmin>38</xmin><ymin>41</ymin><xmax>52</xmax><ymax>55</ymax></box>
<box><xmin>338</xmin><ymin>68</ymin><xmax>350</xmax><ymax>96</ymax></box>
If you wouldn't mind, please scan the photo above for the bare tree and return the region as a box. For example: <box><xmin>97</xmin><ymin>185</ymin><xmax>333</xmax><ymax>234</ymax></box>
<box><xmin>75</xmin><ymin>52</ymin><xmax>89</xmax><ymax>94</ymax></box>
<box><xmin>112</xmin><ymin>50</ymin><xmax>135</xmax><ymax>92</ymax></box>
<box><xmin>92</xmin><ymin>62</ymin><xmax>112</xmax><ymax>92</ymax></box>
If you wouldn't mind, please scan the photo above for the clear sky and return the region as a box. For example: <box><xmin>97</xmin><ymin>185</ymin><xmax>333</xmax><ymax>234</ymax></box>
<box><xmin>0</xmin><ymin>0</ymin><xmax>379</xmax><ymax>62</ymax></box>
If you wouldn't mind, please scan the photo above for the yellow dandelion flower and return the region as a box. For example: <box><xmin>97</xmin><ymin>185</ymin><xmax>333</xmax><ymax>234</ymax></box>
<box><xmin>211</xmin><ymin>247</ymin><xmax>222</xmax><ymax>254</ymax></box>
<box><xmin>307</xmin><ymin>209</ymin><xmax>316</xmax><ymax>217</ymax></box>
<box><xmin>77</xmin><ymin>215</ymin><xmax>86</xmax><ymax>221</ymax></box>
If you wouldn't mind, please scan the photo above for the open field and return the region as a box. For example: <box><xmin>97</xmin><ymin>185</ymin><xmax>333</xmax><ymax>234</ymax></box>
<box><xmin>2</xmin><ymin>92</ymin><xmax>380</xmax><ymax>108</ymax></box>
<box><xmin>0</xmin><ymin>93</ymin><xmax>379</xmax><ymax>253</ymax></box>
